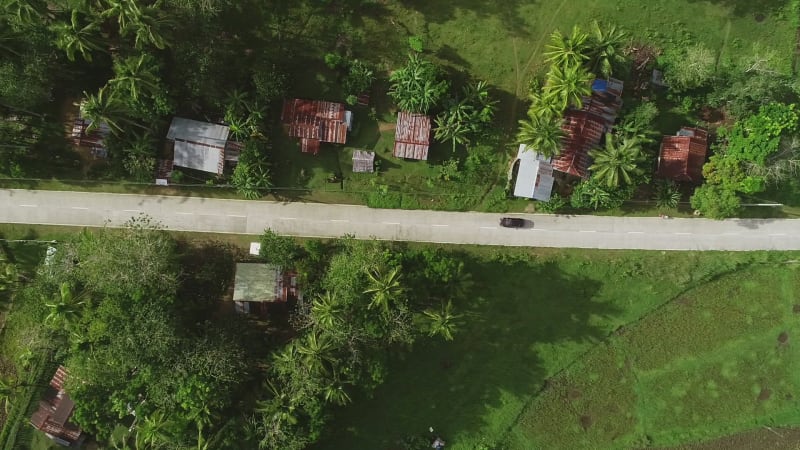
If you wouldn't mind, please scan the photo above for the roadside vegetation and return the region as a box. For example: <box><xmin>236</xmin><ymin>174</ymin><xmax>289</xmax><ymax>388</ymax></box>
<box><xmin>2</xmin><ymin>224</ymin><xmax>799</xmax><ymax>448</ymax></box>
<box><xmin>0</xmin><ymin>0</ymin><xmax>797</xmax><ymax>216</ymax></box>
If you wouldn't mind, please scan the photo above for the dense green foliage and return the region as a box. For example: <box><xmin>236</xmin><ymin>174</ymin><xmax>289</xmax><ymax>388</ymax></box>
<box><xmin>388</xmin><ymin>53</ymin><xmax>449</xmax><ymax>114</ymax></box>
<box><xmin>319</xmin><ymin>247</ymin><xmax>800</xmax><ymax>449</ymax></box>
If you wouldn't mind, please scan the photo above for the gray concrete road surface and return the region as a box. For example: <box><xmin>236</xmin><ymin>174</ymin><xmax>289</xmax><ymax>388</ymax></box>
<box><xmin>1</xmin><ymin>189</ymin><xmax>799</xmax><ymax>251</ymax></box>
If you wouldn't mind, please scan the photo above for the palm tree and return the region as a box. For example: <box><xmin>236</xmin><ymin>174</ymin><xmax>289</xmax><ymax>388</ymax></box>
<box><xmin>587</xmin><ymin>20</ymin><xmax>628</xmax><ymax>78</ymax></box>
<box><xmin>525</xmin><ymin>91</ymin><xmax>562</xmax><ymax>120</ymax></box>
<box><xmin>311</xmin><ymin>291</ymin><xmax>343</xmax><ymax>330</ymax></box>
<box><xmin>135</xmin><ymin>409</ymin><xmax>172</xmax><ymax>450</ymax></box>
<box><xmin>109</xmin><ymin>54</ymin><xmax>160</xmax><ymax>101</ymax></box>
<box><xmin>0</xmin><ymin>376</ymin><xmax>12</xmax><ymax>413</ymax></box>
<box><xmin>322</xmin><ymin>383</ymin><xmax>351</xmax><ymax>406</ymax></box>
<box><xmin>516</xmin><ymin>113</ymin><xmax>564</xmax><ymax>158</ymax></box>
<box><xmin>588</xmin><ymin>134</ymin><xmax>645</xmax><ymax>188</ymax></box>
<box><xmin>363</xmin><ymin>266</ymin><xmax>403</xmax><ymax>314</ymax></box>
<box><xmin>2</xmin><ymin>0</ymin><xmax>49</xmax><ymax>27</ymax></box>
<box><xmin>434</xmin><ymin>108</ymin><xmax>471</xmax><ymax>152</ymax></box>
<box><xmin>389</xmin><ymin>53</ymin><xmax>448</xmax><ymax>114</ymax></box>
<box><xmin>0</xmin><ymin>258</ymin><xmax>19</xmax><ymax>292</ymax></box>
<box><xmin>653</xmin><ymin>179</ymin><xmax>681</xmax><ymax>209</ymax></box>
<box><xmin>423</xmin><ymin>300</ymin><xmax>462</xmax><ymax>341</ymax></box>
<box><xmin>129</xmin><ymin>6</ymin><xmax>170</xmax><ymax>49</ymax></box>
<box><xmin>544</xmin><ymin>25</ymin><xmax>589</xmax><ymax>69</ymax></box>
<box><xmin>100</xmin><ymin>0</ymin><xmax>143</xmax><ymax>35</ymax></box>
<box><xmin>44</xmin><ymin>282</ymin><xmax>85</xmax><ymax>330</ymax></box>
<box><xmin>294</xmin><ymin>332</ymin><xmax>336</xmax><ymax>375</ymax></box>
<box><xmin>51</xmin><ymin>9</ymin><xmax>103</xmax><ymax>62</ymax></box>
<box><xmin>81</xmin><ymin>86</ymin><xmax>144</xmax><ymax>134</ymax></box>
<box><xmin>544</xmin><ymin>63</ymin><xmax>593</xmax><ymax>111</ymax></box>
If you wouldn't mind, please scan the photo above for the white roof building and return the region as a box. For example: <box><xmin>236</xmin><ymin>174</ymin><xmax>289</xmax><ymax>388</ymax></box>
<box><xmin>166</xmin><ymin>117</ymin><xmax>230</xmax><ymax>174</ymax></box>
<box><xmin>513</xmin><ymin>144</ymin><xmax>555</xmax><ymax>201</ymax></box>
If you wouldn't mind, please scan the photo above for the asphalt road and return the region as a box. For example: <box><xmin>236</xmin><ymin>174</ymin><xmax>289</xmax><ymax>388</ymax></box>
<box><xmin>1</xmin><ymin>189</ymin><xmax>799</xmax><ymax>251</ymax></box>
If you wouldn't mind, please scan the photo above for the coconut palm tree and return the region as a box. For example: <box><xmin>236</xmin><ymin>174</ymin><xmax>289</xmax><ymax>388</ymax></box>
<box><xmin>135</xmin><ymin>409</ymin><xmax>172</xmax><ymax>450</ymax></box>
<box><xmin>129</xmin><ymin>5</ymin><xmax>170</xmax><ymax>50</ymax></box>
<box><xmin>544</xmin><ymin>63</ymin><xmax>593</xmax><ymax>111</ymax></box>
<box><xmin>423</xmin><ymin>300</ymin><xmax>462</xmax><ymax>341</ymax></box>
<box><xmin>587</xmin><ymin>20</ymin><xmax>628</xmax><ymax>78</ymax></box>
<box><xmin>363</xmin><ymin>266</ymin><xmax>403</xmax><ymax>314</ymax></box>
<box><xmin>294</xmin><ymin>332</ymin><xmax>336</xmax><ymax>375</ymax></box>
<box><xmin>51</xmin><ymin>9</ymin><xmax>103</xmax><ymax>62</ymax></box>
<box><xmin>516</xmin><ymin>113</ymin><xmax>564</xmax><ymax>158</ymax></box>
<box><xmin>588</xmin><ymin>134</ymin><xmax>645</xmax><ymax>188</ymax></box>
<box><xmin>81</xmin><ymin>86</ymin><xmax>143</xmax><ymax>134</ymax></box>
<box><xmin>525</xmin><ymin>91</ymin><xmax>562</xmax><ymax>120</ymax></box>
<box><xmin>544</xmin><ymin>25</ymin><xmax>589</xmax><ymax>69</ymax></box>
<box><xmin>44</xmin><ymin>282</ymin><xmax>85</xmax><ymax>330</ymax></box>
<box><xmin>311</xmin><ymin>291</ymin><xmax>343</xmax><ymax>330</ymax></box>
<box><xmin>109</xmin><ymin>53</ymin><xmax>160</xmax><ymax>101</ymax></box>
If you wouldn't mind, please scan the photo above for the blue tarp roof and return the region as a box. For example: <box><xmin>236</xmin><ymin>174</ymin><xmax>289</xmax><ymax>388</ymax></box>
<box><xmin>592</xmin><ymin>79</ymin><xmax>608</xmax><ymax>93</ymax></box>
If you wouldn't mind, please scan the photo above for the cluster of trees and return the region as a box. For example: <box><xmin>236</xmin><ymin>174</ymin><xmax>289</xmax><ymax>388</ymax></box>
<box><xmin>15</xmin><ymin>217</ymin><xmax>249</xmax><ymax>448</ymax></box>
<box><xmin>254</xmin><ymin>231</ymin><xmax>467</xmax><ymax>449</ymax></box>
<box><xmin>691</xmin><ymin>103</ymin><xmax>799</xmax><ymax>218</ymax></box>
<box><xmin>3</xmin><ymin>222</ymin><xmax>468</xmax><ymax>448</ymax></box>
<box><xmin>517</xmin><ymin>21</ymin><xmax>628</xmax><ymax>159</ymax></box>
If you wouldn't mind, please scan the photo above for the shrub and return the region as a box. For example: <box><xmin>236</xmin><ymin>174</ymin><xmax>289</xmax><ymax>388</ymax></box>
<box><xmin>653</xmin><ymin>180</ymin><xmax>681</xmax><ymax>209</ymax></box>
<box><xmin>408</xmin><ymin>36</ymin><xmax>424</xmax><ymax>53</ymax></box>
<box><xmin>537</xmin><ymin>194</ymin><xmax>566</xmax><ymax>213</ymax></box>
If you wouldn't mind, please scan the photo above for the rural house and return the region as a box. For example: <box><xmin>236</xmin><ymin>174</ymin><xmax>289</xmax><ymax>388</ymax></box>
<box><xmin>280</xmin><ymin>98</ymin><xmax>352</xmax><ymax>154</ymax></box>
<box><xmin>166</xmin><ymin>117</ymin><xmax>234</xmax><ymax>175</ymax></box>
<box><xmin>30</xmin><ymin>366</ymin><xmax>83</xmax><ymax>447</ymax></box>
<box><xmin>552</xmin><ymin>78</ymin><xmax>624</xmax><ymax>178</ymax></box>
<box><xmin>513</xmin><ymin>144</ymin><xmax>555</xmax><ymax>201</ymax></box>
<box><xmin>233</xmin><ymin>263</ymin><xmax>299</xmax><ymax>315</ymax></box>
<box><xmin>656</xmin><ymin>127</ymin><xmax>709</xmax><ymax>183</ymax></box>
<box><xmin>71</xmin><ymin>101</ymin><xmax>110</xmax><ymax>158</ymax></box>
<box><xmin>393</xmin><ymin>111</ymin><xmax>431</xmax><ymax>160</ymax></box>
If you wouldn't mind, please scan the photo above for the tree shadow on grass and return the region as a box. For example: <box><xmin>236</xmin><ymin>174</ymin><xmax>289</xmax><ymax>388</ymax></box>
<box><xmin>174</xmin><ymin>239</ymin><xmax>242</xmax><ymax>325</ymax></box>
<box><xmin>398</xmin><ymin>0</ymin><xmax>531</xmax><ymax>38</ymax></box>
<box><xmin>317</xmin><ymin>252</ymin><xmax>623</xmax><ymax>448</ymax></box>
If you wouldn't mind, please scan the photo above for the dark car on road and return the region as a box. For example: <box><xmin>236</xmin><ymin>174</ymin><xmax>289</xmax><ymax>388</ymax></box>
<box><xmin>499</xmin><ymin>217</ymin><xmax>526</xmax><ymax>228</ymax></box>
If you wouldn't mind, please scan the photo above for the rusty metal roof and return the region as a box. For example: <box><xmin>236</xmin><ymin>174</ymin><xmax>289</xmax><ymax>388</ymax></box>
<box><xmin>657</xmin><ymin>128</ymin><xmax>708</xmax><ymax>183</ymax></box>
<box><xmin>551</xmin><ymin>79</ymin><xmax>624</xmax><ymax>178</ymax></box>
<box><xmin>281</xmin><ymin>99</ymin><xmax>349</xmax><ymax>154</ymax></box>
<box><xmin>352</xmin><ymin>150</ymin><xmax>375</xmax><ymax>172</ymax></box>
<box><xmin>393</xmin><ymin>112</ymin><xmax>431</xmax><ymax>160</ymax></box>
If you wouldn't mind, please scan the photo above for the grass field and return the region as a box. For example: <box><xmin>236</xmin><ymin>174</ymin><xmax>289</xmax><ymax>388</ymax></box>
<box><xmin>317</xmin><ymin>249</ymin><xmax>800</xmax><ymax>449</ymax></box>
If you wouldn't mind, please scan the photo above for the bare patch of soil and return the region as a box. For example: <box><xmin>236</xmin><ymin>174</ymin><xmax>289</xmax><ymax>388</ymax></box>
<box><xmin>778</xmin><ymin>332</ymin><xmax>789</xmax><ymax>344</ymax></box>
<box><xmin>792</xmin><ymin>304</ymin><xmax>800</xmax><ymax>314</ymax></box>
<box><xmin>754</xmin><ymin>13</ymin><xmax>766</xmax><ymax>23</ymax></box>
<box><xmin>758</xmin><ymin>388</ymin><xmax>771</xmax><ymax>401</ymax></box>
<box><xmin>579</xmin><ymin>414</ymin><xmax>592</xmax><ymax>430</ymax></box>
<box><xmin>567</xmin><ymin>389</ymin><xmax>582</xmax><ymax>401</ymax></box>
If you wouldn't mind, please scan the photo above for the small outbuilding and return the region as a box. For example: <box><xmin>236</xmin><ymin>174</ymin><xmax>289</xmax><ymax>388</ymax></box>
<box><xmin>513</xmin><ymin>144</ymin><xmax>555</xmax><ymax>201</ymax></box>
<box><xmin>233</xmin><ymin>263</ymin><xmax>298</xmax><ymax>314</ymax></box>
<box><xmin>166</xmin><ymin>117</ymin><xmax>230</xmax><ymax>175</ymax></box>
<box><xmin>30</xmin><ymin>366</ymin><xmax>83</xmax><ymax>447</ymax></box>
<box><xmin>393</xmin><ymin>111</ymin><xmax>431</xmax><ymax>160</ymax></box>
<box><xmin>656</xmin><ymin>127</ymin><xmax>709</xmax><ymax>183</ymax></box>
<box><xmin>281</xmin><ymin>98</ymin><xmax>352</xmax><ymax>154</ymax></box>
<box><xmin>352</xmin><ymin>150</ymin><xmax>375</xmax><ymax>173</ymax></box>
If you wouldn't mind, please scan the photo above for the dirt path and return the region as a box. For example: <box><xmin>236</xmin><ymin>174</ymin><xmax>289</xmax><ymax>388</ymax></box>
<box><xmin>509</xmin><ymin>0</ymin><xmax>568</xmax><ymax>126</ymax></box>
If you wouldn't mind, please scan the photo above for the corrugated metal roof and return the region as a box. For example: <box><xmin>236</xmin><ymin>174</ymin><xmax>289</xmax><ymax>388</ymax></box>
<box><xmin>167</xmin><ymin>117</ymin><xmax>230</xmax><ymax>148</ymax></box>
<box><xmin>352</xmin><ymin>150</ymin><xmax>375</xmax><ymax>172</ymax></box>
<box><xmin>513</xmin><ymin>144</ymin><xmax>554</xmax><ymax>200</ymax></box>
<box><xmin>167</xmin><ymin>117</ymin><xmax>229</xmax><ymax>174</ymax></box>
<box><xmin>233</xmin><ymin>263</ymin><xmax>284</xmax><ymax>302</ymax></box>
<box><xmin>393</xmin><ymin>111</ymin><xmax>431</xmax><ymax>160</ymax></box>
<box><xmin>552</xmin><ymin>78</ymin><xmax>623</xmax><ymax>178</ymax></box>
<box><xmin>173</xmin><ymin>140</ymin><xmax>225</xmax><ymax>174</ymax></box>
<box><xmin>657</xmin><ymin>127</ymin><xmax>708</xmax><ymax>182</ymax></box>
<box><xmin>281</xmin><ymin>99</ymin><xmax>349</xmax><ymax>154</ymax></box>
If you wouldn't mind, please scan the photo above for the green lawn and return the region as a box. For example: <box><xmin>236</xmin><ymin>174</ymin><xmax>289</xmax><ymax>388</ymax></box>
<box><xmin>317</xmin><ymin>249</ymin><xmax>800</xmax><ymax>449</ymax></box>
